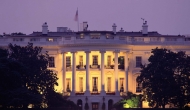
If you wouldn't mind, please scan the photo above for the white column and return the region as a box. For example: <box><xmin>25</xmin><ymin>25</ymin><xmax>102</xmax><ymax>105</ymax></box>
<box><xmin>85</xmin><ymin>50</ymin><xmax>90</xmax><ymax>95</ymax></box>
<box><xmin>114</xmin><ymin>50</ymin><xmax>120</xmax><ymax>95</ymax></box>
<box><xmin>100</xmin><ymin>50</ymin><xmax>106</xmax><ymax>95</ymax></box>
<box><xmin>62</xmin><ymin>52</ymin><xmax>66</xmax><ymax>94</ymax></box>
<box><xmin>71</xmin><ymin>51</ymin><xmax>76</xmax><ymax>95</ymax></box>
<box><xmin>125</xmin><ymin>51</ymin><xmax>129</xmax><ymax>92</ymax></box>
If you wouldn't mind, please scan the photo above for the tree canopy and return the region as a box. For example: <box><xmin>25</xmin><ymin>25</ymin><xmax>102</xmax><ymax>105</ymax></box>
<box><xmin>137</xmin><ymin>48</ymin><xmax>190</xmax><ymax>108</ymax></box>
<box><xmin>0</xmin><ymin>43</ymin><xmax>59</xmax><ymax>108</ymax></box>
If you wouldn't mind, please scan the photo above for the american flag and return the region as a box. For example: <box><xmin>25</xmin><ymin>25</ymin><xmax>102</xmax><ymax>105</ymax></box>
<box><xmin>74</xmin><ymin>9</ymin><xmax>78</xmax><ymax>21</ymax></box>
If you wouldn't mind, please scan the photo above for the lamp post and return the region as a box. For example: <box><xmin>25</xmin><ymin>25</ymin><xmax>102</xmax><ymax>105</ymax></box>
<box><xmin>102</xmin><ymin>96</ymin><xmax>106</xmax><ymax>110</ymax></box>
<box><xmin>85</xmin><ymin>96</ymin><xmax>89</xmax><ymax>110</ymax></box>
<box><xmin>85</xmin><ymin>96</ymin><xmax>88</xmax><ymax>103</ymax></box>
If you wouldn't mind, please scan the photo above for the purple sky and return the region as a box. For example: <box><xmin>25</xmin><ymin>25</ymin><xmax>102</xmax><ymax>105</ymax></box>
<box><xmin>0</xmin><ymin>0</ymin><xmax>190</xmax><ymax>35</ymax></box>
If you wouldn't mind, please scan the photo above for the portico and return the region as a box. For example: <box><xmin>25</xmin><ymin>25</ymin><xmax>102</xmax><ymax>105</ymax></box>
<box><xmin>60</xmin><ymin>50</ymin><xmax>129</xmax><ymax>96</ymax></box>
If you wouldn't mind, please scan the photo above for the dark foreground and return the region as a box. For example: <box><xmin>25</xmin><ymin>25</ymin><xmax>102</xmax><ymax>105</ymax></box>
<box><xmin>3</xmin><ymin>108</ymin><xmax>185</xmax><ymax>110</ymax></box>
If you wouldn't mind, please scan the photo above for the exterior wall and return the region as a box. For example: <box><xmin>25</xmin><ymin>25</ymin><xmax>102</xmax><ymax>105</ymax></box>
<box><xmin>1</xmin><ymin>32</ymin><xmax>190</xmax><ymax>110</ymax></box>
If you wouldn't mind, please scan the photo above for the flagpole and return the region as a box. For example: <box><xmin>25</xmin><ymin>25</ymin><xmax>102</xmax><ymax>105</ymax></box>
<box><xmin>77</xmin><ymin>8</ymin><xmax>79</xmax><ymax>32</ymax></box>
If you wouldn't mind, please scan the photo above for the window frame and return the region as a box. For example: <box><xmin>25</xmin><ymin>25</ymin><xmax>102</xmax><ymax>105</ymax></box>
<box><xmin>119</xmin><ymin>78</ymin><xmax>124</xmax><ymax>92</ymax></box>
<box><xmin>79</xmin><ymin>77</ymin><xmax>83</xmax><ymax>92</ymax></box>
<box><xmin>107</xmin><ymin>77</ymin><xmax>111</xmax><ymax>92</ymax></box>
<box><xmin>79</xmin><ymin>56</ymin><xmax>83</xmax><ymax>67</ymax></box>
<box><xmin>136</xmin><ymin>81</ymin><xmax>142</xmax><ymax>93</ymax></box>
<box><xmin>66</xmin><ymin>56</ymin><xmax>71</xmax><ymax>67</ymax></box>
<box><xmin>66</xmin><ymin>78</ymin><xmax>71</xmax><ymax>92</ymax></box>
<box><xmin>92</xmin><ymin>55</ymin><xmax>98</xmax><ymax>66</ymax></box>
<box><xmin>48</xmin><ymin>57</ymin><xmax>55</xmax><ymax>67</ymax></box>
<box><xmin>136</xmin><ymin>56</ymin><xmax>142</xmax><ymax>68</ymax></box>
<box><xmin>107</xmin><ymin>56</ymin><xmax>111</xmax><ymax>67</ymax></box>
<box><xmin>92</xmin><ymin>77</ymin><xmax>98</xmax><ymax>92</ymax></box>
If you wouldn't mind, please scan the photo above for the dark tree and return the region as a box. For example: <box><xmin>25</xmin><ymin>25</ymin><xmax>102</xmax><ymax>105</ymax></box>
<box><xmin>137</xmin><ymin>48</ymin><xmax>177</xmax><ymax>108</ymax></box>
<box><xmin>137</xmin><ymin>48</ymin><xmax>190</xmax><ymax>108</ymax></box>
<box><xmin>0</xmin><ymin>48</ymin><xmax>41</xmax><ymax>108</ymax></box>
<box><xmin>171</xmin><ymin>51</ymin><xmax>190</xmax><ymax>108</ymax></box>
<box><xmin>8</xmin><ymin>43</ymin><xmax>58</xmax><ymax>107</ymax></box>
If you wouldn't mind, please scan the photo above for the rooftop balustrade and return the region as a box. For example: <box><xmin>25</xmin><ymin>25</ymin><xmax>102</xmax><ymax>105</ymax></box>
<box><xmin>0</xmin><ymin>35</ymin><xmax>190</xmax><ymax>46</ymax></box>
<box><xmin>74</xmin><ymin>91</ymin><xmax>116</xmax><ymax>96</ymax></box>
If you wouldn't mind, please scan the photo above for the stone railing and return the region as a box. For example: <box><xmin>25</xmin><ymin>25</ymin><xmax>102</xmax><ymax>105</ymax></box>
<box><xmin>0</xmin><ymin>36</ymin><xmax>190</xmax><ymax>46</ymax></box>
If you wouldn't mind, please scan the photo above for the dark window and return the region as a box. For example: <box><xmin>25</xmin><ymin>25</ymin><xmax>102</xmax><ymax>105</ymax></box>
<box><xmin>136</xmin><ymin>81</ymin><xmax>142</xmax><ymax>93</ymax></box>
<box><xmin>48</xmin><ymin>57</ymin><xmax>55</xmax><ymax>67</ymax></box>
<box><xmin>136</xmin><ymin>56</ymin><xmax>142</xmax><ymax>67</ymax></box>
<box><xmin>92</xmin><ymin>103</ymin><xmax>99</xmax><ymax>109</ymax></box>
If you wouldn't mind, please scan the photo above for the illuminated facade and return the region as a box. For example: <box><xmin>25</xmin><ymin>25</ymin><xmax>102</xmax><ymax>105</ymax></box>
<box><xmin>0</xmin><ymin>21</ymin><xmax>189</xmax><ymax>110</ymax></box>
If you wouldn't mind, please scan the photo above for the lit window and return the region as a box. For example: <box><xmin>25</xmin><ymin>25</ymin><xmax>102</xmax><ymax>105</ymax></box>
<box><xmin>79</xmin><ymin>56</ymin><xmax>83</xmax><ymax>67</ymax></box>
<box><xmin>119</xmin><ymin>78</ymin><xmax>124</xmax><ymax>92</ymax></box>
<box><xmin>80</xmin><ymin>34</ymin><xmax>84</xmax><ymax>39</ymax></box>
<box><xmin>92</xmin><ymin>77</ymin><xmax>98</xmax><ymax>92</ymax></box>
<box><xmin>48</xmin><ymin>57</ymin><xmax>55</xmax><ymax>67</ymax></box>
<box><xmin>136</xmin><ymin>56</ymin><xmax>142</xmax><ymax>67</ymax></box>
<box><xmin>66</xmin><ymin>78</ymin><xmax>71</xmax><ymax>92</ymax></box>
<box><xmin>66</xmin><ymin>56</ymin><xmax>71</xmax><ymax>67</ymax></box>
<box><xmin>46</xmin><ymin>38</ymin><xmax>57</xmax><ymax>42</ymax></box>
<box><xmin>107</xmin><ymin>56</ymin><xmax>111</xmax><ymax>67</ymax></box>
<box><xmin>92</xmin><ymin>56</ymin><xmax>98</xmax><ymax>66</ymax></box>
<box><xmin>79</xmin><ymin>77</ymin><xmax>83</xmax><ymax>92</ymax></box>
<box><xmin>107</xmin><ymin>77</ymin><xmax>111</xmax><ymax>92</ymax></box>
<box><xmin>47</xmin><ymin>38</ymin><xmax>54</xmax><ymax>42</ymax></box>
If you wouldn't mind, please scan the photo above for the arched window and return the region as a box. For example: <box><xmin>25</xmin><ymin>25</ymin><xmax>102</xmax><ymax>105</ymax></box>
<box><xmin>108</xmin><ymin>99</ymin><xmax>113</xmax><ymax>110</ymax></box>
<box><xmin>77</xmin><ymin>99</ymin><xmax>83</xmax><ymax>110</ymax></box>
<box><xmin>136</xmin><ymin>77</ymin><xmax>142</xmax><ymax>93</ymax></box>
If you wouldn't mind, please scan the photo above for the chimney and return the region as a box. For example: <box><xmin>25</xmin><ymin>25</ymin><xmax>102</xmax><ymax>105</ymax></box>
<box><xmin>142</xmin><ymin>21</ymin><xmax>148</xmax><ymax>35</ymax></box>
<box><xmin>42</xmin><ymin>22</ymin><xmax>48</xmax><ymax>35</ymax></box>
<box><xmin>83</xmin><ymin>22</ymin><xmax>88</xmax><ymax>31</ymax></box>
<box><xmin>112</xmin><ymin>23</ymin><xmax>117</xmax><ymax>34</ymax></box>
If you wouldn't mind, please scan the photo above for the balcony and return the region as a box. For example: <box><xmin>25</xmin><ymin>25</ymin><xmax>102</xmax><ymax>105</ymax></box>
<box><xmin>75</xmin><ymin>92</ymin><xmax>85</xmax><ymax>95</ymax></box>
<box><xmin>91</xmin><ymin>92</ymin><xmax>100</xmax><ymax>95</ymax></box>
<box><xmin>66</xmin><ymin>64</ymin><xmax>124</xmax><ymax>71</ymax></box>
<box><xmin>106</xmin><ymin>92</ymin><xmax>115</xmax><ymax>95</ymax></box>
<box><xmin>66</xmin><ymin>65</ymin><xmax>72</xmax><ymax>71</ymax></box>
<box><xmin>73</xmin><ymin>91</ymin><xmax>119</xmax><ymax>96</ymax></box>
<box><xmin>105</xmin><ymin>65</ymin><xmax>114</xmax><ymax>69</ymax></box>
<box><xmin>76</xmin><ymin>65</ymin><xmax>85</xmax><ymax>70</ymax></box>
<box><xmin>90</xmin><ymin>65</ymin><xmax>100</xmax><ymax>69</ymax></box>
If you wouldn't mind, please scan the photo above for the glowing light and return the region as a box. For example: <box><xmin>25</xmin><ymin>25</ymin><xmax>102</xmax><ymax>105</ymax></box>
<box><xmin>123</xmin><ymin>103</ymin><xmax>129</xmax><ymax>108</ymax></box>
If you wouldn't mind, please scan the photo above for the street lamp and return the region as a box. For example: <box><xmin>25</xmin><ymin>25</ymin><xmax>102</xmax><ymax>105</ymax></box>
<box><xmin>85</xmin><ymin>96</ymin><xmax>88</xmax><ymax>103</ymax></box>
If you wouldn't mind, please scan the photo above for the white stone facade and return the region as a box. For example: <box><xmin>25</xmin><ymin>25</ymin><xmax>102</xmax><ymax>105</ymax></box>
<box><xmin>0</xmin><ymin>22</ymin><xmax>190</xmax><ymax>110</ymax></box>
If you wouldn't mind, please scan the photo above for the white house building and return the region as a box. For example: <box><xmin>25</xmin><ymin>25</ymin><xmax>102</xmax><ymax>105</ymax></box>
<box><xmin>0</xmin><ymin>21</ymin><xmax>189</xmax><ymax>110</ymax></box>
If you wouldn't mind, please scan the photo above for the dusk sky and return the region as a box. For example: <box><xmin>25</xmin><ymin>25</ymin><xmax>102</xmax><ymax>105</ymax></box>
<box><xmin>0</xmin><ymin>0</ymin><xmax>190</xmax><ymax>35</ymax></box>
